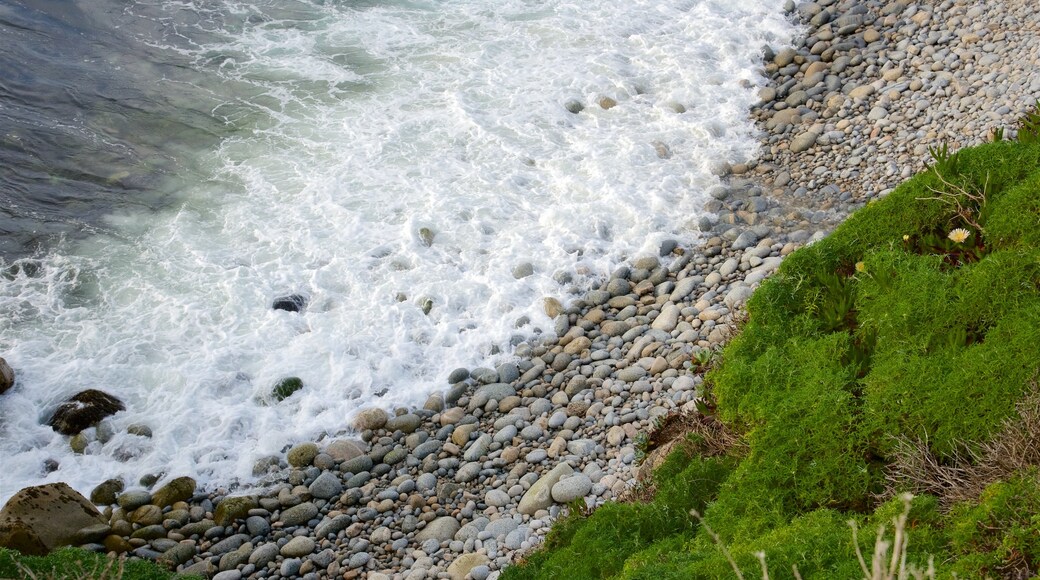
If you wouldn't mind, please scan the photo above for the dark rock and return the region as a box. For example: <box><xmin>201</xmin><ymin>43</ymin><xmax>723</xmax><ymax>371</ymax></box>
<box><xmin>272</xmin><ymin>377</ymin><xmax>303</xmax><ymax>401</ymax></box>
<box><xmin>0</xmin><ymin>483</ymin><xmax>106</xmax><ymax>554</ymax></box>
<box><xmin>0</xmin><ymin>357</ymin><xmax>13</xmax><ymax>395</ymax></box>
<box><xmin>47</xmin><ymin>390</ymin><xmax>125</xmax><ymax>435</ymax></box>
<box><xmin>564</xmin><ymin>99</ymin><xmax>584</xmax><ymax>114</ymax></box>
<box><xmin>272</xmin><ymin>294</ymin><xmax>307</xmax><ymax>312</ymax></box>
<box><xmin>89</xmin><ymin>479</ymin><xmax>124</xmax><ymax>506</ymax></box>
<box><xmin>447</xmin><ymin>368</ymin><xmax>470</xmax><ymax>384</ymax></box>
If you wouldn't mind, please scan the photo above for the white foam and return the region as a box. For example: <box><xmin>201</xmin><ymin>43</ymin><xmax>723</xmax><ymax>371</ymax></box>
<box><xmin>0</xmin><ymin>0</ymin><xmax>793</xmax><ymax>501</ymax></box>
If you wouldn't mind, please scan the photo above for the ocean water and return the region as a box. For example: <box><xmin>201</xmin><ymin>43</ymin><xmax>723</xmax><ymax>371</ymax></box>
<box><xmin>0</xmin><ymin>0</ymin><xmax>794</xmax><ymax>501</ymax></box>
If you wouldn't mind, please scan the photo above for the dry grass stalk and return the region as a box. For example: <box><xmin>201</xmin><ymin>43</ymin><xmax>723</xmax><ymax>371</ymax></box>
<box><xmin>850</xmin><ymin>493</ymin><xmax>936</xmax><ymax>580</ymax></box>
<box><xmin>918</xmin><ymin>165</ymin><xmax>989</xmax><ymax>232</ymax></box>
<box><xmin>883</xmin><ymin>381</ymin><xmax>1040</xmax><ymax>509</ymax></box>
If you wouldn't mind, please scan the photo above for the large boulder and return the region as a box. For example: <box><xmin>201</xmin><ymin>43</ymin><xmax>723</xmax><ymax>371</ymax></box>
<box><xmin>47</xmin><ymin>390</ymin><xmax>125</xmax><ymax>435</ymax></box>
<box><xmin>0</xmin><ymin>357</ymin><xmax>13</xmax><ymax>395</ymax></box>
<box><xmin>0</xmin><ymin>483</ymin><xmax>106</xmax><ymax>554</ymax></box>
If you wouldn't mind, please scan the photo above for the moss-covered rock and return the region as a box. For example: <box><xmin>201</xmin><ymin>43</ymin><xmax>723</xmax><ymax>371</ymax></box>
<box><xmin>151</xmin><ymin>476</ymin><xmax>196</xmax><ymax>508</ymax></box>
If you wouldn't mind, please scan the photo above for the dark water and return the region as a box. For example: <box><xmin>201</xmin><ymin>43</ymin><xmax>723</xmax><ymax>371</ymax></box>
<box><xmin>0</xmin><ymin>0</ymin><xmax>235</xmax><ymax>260</ymax></box>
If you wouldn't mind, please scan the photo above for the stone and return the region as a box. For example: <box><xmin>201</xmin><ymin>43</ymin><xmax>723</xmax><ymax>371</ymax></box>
<box><xmin>418</xmin><ymin>227</ymin><xmax>436</xmax><ymax>247</ymax></box>
<box><xmin>0</xmin><ymin>483</ymin><xmax>106</xmax><ymax>554</ymax></box>
<box><xmin>249</xmin><ymin>542</ymin><xmax>280</xmax><ymax>568</ymax></box>
<box><xmin>324</xmin><ymin>439</ymin><xmax>363</xmax><ymax>463</ymax></box>
<box><xmin>485</xmin><ymin>489</ymin><xmax>510</xmax><ymax>507</ymax></box>
<box><xmin>463</xmin><ymin>434</ymin><xmax>492</xmax><ymax>462</ymax></box>
<box><xmin>272</xmin><ymin>294</ymin><xmax>307</xmax><ymax>312</ymax></box>
<box><xmin>308</xmin><ymin>472</ymin><xmax>343</xmax><ymax>500</ymax></box>
<box><xmin>353</xmin><ymin>407</ymin><xmax>388</xmax><ymax>431</ymax></box>
<box><xmin>551</xmin><ymin>474</ymin><xmax>594</xmax><ymax>503</ymax></box>
<box><xmin>287</xmin><ymin>442</ymin><xmax>319</xmax><ymax>468</ymax></box>
<box><xmin>789</xmin><ymin>130</ymin><xmax>820</xmax><ymax>153</ymax></box>
<box><xmin>126</xmin><ymin>423</ymin><xmax>152</xmax><ymax>437</ymax></box>
<box><xmin>46</xmin><ymin>390</ymin><xmax>125</xmax><ymax>435</ymax></box>
<box><xmin>651</xmin><ymin>303</ymin><xmax>680</xmax><ymax>332</ymax></box>
<box><xmin>518</xmin><ymin>463</ymin><xmax>574</xmax><ymax>515</ymax></box>
<box><xmin>279</xmin><ymin>502</ymin><xmax>318</xmax><ymax>527</ymax></box>
<box><xmin>512</xmin><ymin>262</ymin><xmax>534</xmax><ymax>279</ymax></box>
<box><xmin>543</xmin><ymin>297</ymin><xmax>564</xmax><ymax>318</ymax></box>
<box><xmin>158</xmin><ymin>542</ymin><xmax>196</xmax><ymax>568</ymax></box>
<box><xmin>246</xmin><ymin>515</ymin><xmax>270</xmax><ymax>537</ymax></box>
<box><xmin>724</xmin><ymin>284</ymin><xmax>755</xmax><ymax>309</ymax></box>
<box><xmin>213</xmin><ymin>496</ymin><xmax>259</xmax><ymax>527</ymax></box>
<box><xmin>271</xmin><ymin>377</ymin><xmax>303</xmax><ymax>401</ymax></box>
<box><xmin>415</xmin><ymin>516</ymin><xmax>460</xmax><ymax>543</ymax></box>
<box><xmin>89</xmin><ymin>479</ymin><xmax>124</xmax><ymax>506</ymax></box>
<box><xmin>129</xmin><ymin>504</ymin><xmax>163</xmax><ymax>526</ymax></box>
<box><xmin>280</xmin><ymin>536</ymin><xmax>316</xmax><ymax>557</ymax></box>
<box><xmin>385</xmin><ymin>413</ymin><xmax>422</xmax><ymax>433</ymax></box>
<box><xmin>210</xmin><ymin>534</ymin><xmax>248</xmax><ymax>556</ymax></box>
<box><xmin>448</xmin><ymin>553</ymin><xmax>490</xmax><ymax>580</ymax></box>
<box><xmin>69</xmin><ymin>434</ymin><xmax>87</xmax><ymax>454</ymax></box>
<box><xmin>0</xmin><ymin>357</ymin><xmax>13</xmax><ymax>395</ymax></box>
<box><xmin>447</xmin><ymin>368</ymin><xmax>470</xmax><ymax>384</ymax></box>
<box><xmin>616</xmin><ymin>367</ymin><xmax>647</xmax><ymax>382</ymax></box>
<box><xmin>314</xmin><ymin>514</ymin><xmax>352</xmax><ymax>538</ymax></box>
<box><xmin>151</xmin><ymin>476</ymin><xmax>195</xmax><ymax>508</ymax></box>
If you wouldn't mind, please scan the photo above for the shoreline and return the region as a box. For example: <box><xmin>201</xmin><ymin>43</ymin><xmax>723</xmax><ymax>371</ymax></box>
<box><xmin>7</xmin><ymin>0</ymin><xmax>1040</xmax><ymax>578</ymax></box>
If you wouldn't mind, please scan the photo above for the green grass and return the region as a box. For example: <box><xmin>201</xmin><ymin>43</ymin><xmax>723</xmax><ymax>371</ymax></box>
<box><xmin>0</xmin><ymin>547</ymin><xmax>199</xmax><ymax>580</ymax></box>
<box><xmin>504</xmin><ymin>139</ymin><xmax>1040</xmax><ymax>579</ymax></box>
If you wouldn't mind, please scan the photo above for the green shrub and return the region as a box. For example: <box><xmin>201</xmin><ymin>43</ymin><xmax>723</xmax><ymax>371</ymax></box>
<box><xmin>504</xmin><ymin>139</ymin><xmax>1040</xmax><ymax>579</ymax></box>
<box><xmin>504</xmin><ymin>454</ymin><xmax>734</xmax><ymax>580</ymax></box>
<box><xmin>946</xmin><ymin>469</ymin><xmax>1040</xmax><ymax>578</ymax></box>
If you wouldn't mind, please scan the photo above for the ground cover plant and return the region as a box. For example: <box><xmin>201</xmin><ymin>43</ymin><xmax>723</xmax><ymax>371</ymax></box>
<box><xmin>504</xmin><ymin>134</ymin><xmax>1040</xmax><ymax>579</ymax></box>
<box><xmin>0</xmin><ymin>546</ymin><xmax>199</xmax><ymax>580</ymax></box>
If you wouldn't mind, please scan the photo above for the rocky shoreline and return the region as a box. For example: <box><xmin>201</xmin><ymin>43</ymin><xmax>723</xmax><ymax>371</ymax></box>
<box><xmin>4</xmin><ymin>0</ymin><xmax>1039</xmax><ymax>578</ymax></box>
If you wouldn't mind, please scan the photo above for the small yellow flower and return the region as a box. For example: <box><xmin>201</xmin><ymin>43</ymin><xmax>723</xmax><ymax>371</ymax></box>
<box><xmin>902</xmin><ymin>234</ymin><xmax>910</xmax><ymax>242</ymax></box>
<box><xmin>855</xmin><ymin>261</ymin><xmax>866</xmax><ymax>273</ymax></box>
<box><xmin>948</xmin><ymin>228</ymin><xmax>971</xmax><ymax>243</ymax></box>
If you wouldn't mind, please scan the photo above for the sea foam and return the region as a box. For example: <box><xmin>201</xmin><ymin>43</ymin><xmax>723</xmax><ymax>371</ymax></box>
<box><xmin>0</xmin><ymin>0</ymin><xmax>794</xmax><ymax>501</ymax></box>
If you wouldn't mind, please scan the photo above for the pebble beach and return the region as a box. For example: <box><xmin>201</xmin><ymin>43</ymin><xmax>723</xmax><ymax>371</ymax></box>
<box><xmin>22</xmin><ymin>0</ymin><xmax>1040</xmax><ymax>578</ymax></box>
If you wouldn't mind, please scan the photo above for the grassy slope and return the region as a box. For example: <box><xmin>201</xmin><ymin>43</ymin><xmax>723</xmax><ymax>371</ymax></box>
<box><xmin>505</xmin><ymin>139</ymin><xmax>1040</xmax><ymax>579</ymax></box>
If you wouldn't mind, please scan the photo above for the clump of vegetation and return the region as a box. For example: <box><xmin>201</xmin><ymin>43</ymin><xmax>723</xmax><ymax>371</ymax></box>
<box><xmin>505</xmin><ymin>131</ymin><xmax>1040</xmax><ymax>578</ymax></box>
<box><xmin>0</xmin><ymin>547</ymin><xmax>198</xmax><ymax>580</ymax></box>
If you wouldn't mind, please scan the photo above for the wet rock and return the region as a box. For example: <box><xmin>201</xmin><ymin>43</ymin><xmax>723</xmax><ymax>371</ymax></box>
<box><xmin>324</xmin><ymin>439</ymin><xmax>364</xmax><ymax>463</ymax></box>
<box><xmin>353</xmin><ymin>407</ymin><xmax>388</xmax><ymax>431</ymax></box>
<box><xmin>89</xmin><ymin>479</ymin><xmax>124</xmax><ymax>506</ymax></box>
<box><xmin>287</xmin><ymin>442</ymin><xmax>319</xmax><ymax>468</ymax></box>
<box><xmin>47</xmin><ymin>390</ymin><xmax>125</xmax><ymax>435</ymax></box>
<box><xmin>272</xmin><ymin>294</ymin><xmax>306</xmax><ymax>312</ymax></box>
<box><xmin>213</xmin><ymin>496</ymin><xmax>259</xmax><ymax>527</ymax></box>
<box><xmin>0</xmin><ymin>357</ymin><xmax>13</xmax><ymax>395</ymax></box>
<box><xmin>271</xmin><ymin>377</ymin><xmax>303</xmax><ymax>401</ymax></box>
<box><xmin>151</xmin><ymin>476</ymin><xmax>196</xmax><ymax>508</ymax></box>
